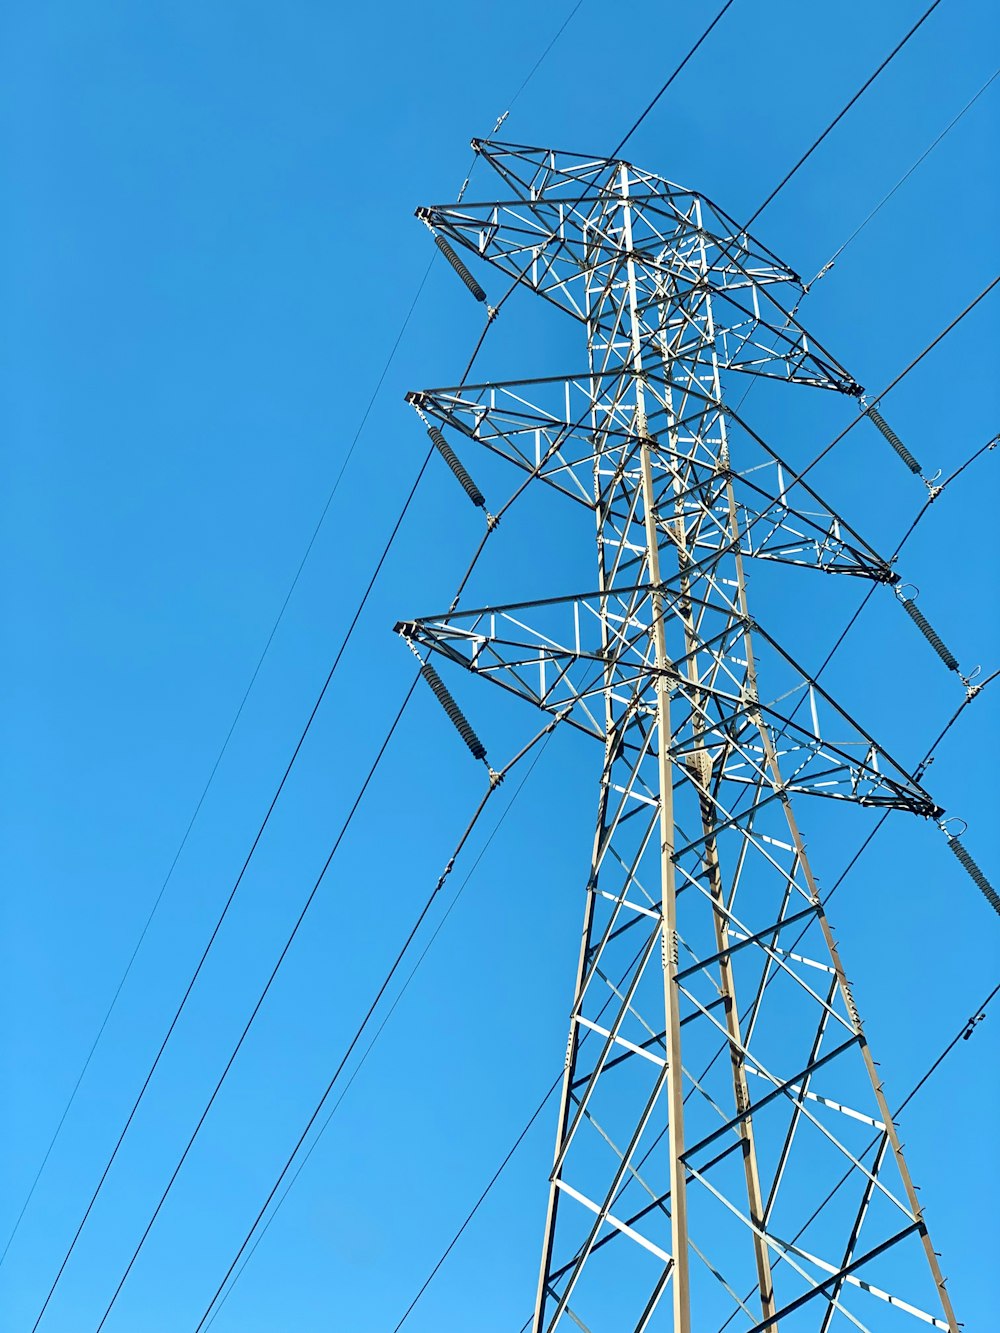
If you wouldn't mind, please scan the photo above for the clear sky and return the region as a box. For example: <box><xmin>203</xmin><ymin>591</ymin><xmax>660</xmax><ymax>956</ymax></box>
<box><xmin>1</xmin><ymin>2</ymin><xmax>997</xmax><ymax>1330</ymax></box>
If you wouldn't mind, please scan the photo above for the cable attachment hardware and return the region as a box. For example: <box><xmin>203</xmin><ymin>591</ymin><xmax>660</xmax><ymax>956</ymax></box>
<box><xmin>923</xmin><ymin>468</ymin><xmax>944</xmax><ymax>502</ymax></box>
<box><xmin>418</xmin><ymin>661</ymin><xmax>488</xmax><ymax>762</ymax></box>
<box><xmin>864</xmin><ymin>404</ymin><xmax>922</xmax><ymax>475</ymax></box>
<box><xmin>895</xmin><ymin>584</ymin><xmax>960</xmax><ymax>672</ymax></box>
<box><xmin>961</xmin><ymin>663</ymin><xmax>983</xmax><ymax>699</ymax></box>
<box><xmin>939</xmin><ymin>820</ymin><xmax>1000</xmax><ymax>917</ymax></box>
<box><xmin>962</xmin><ymin>1012</ymin><xmax>985</xmax><ymax>1041</ymax></box>
<box><xmin>433</xmin><ymin>234</ymin><xmax>488</xmax><ymax>304</ymax></box>
<box><xmin>426</xmin><ymin>425</ymin><xmax>487</xmax><ymax>509</ymax></box>
<box><xmin>802</xmin><ymin>259</ymin><xmax>835</xmax><ymax>293</ymax></box>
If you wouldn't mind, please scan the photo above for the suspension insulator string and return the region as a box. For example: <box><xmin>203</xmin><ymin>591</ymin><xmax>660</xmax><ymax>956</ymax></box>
<box><xmin>431</xmin><ymin>230</ymin><xmax>488</xmax><ymax>304</ymax></box>
<box><xmin>897</xmin><ymin>591</ymin><xmax>960</xmax><ymax>672</ymax></box>
<box><xmin>865</xmin><ymin>404</ymin><xmax>922</xmax><ymax>475</ymax></box>
<box><xmin>418</xmin><ymin>661</ymin><xmax>488</xmax><ymax>762</ymax></box>
<box><xmin>943</xmin><ymin>833</ymin><xmax>1000</xmax><ymax>917</ymax></box>
<box><xmin>427</xmin><ymin>426</ymin><xmax>486</xmax><ymax>508</ymax></box>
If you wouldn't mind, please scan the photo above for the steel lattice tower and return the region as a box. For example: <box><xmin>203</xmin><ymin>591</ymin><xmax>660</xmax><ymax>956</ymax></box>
<box><xmin>397</xmin><ymin>141</ymin><xmax>959</xmax><ymax>1333</ymax></box>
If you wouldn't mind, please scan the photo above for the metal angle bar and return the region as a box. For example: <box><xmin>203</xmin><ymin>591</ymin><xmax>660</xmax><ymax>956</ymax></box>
<box><xmin>746</xmin><ymin>1066</ymin><xmax>886</xmax><ymax>1131</ymax></box>
<box><xmin>593</xmin><ymin>964</ymin><xmax>662</xmax><ymax>1045</ymax></box>
<box><xmin>679</xmin><ymin>872</ymin><xmax>826</xmax><ymax>1004</ymax></box>
<box><xmin>574</xmin><ymin>1017</ymin><xmax>665</xmax><ymax>1070</ymax></box>
<box><xmin>633</xmin><ymin>1267</ymin><xmax>672</xmax><ymax>1333</ymax></box>
<box><xmin>552</xmin><ymin>924</ymin><xmax>662</xmax><ymax>1178</ymax></box>
<box><xmin>672</xmin><ymin>903</ymin><xmax>818</xmax><ymax>983</ymax></box>
<box><xmin>744</xmin><ymin>941</ymin><xmax>834</xmax><ymax>975</ymax></box>
<box><xmin>593</xmin><ymin>888</ymin><xmax>658</xmax><ymax>921</ymax></box>
<box><xmin>745</xmin><ymin>1056</ymin><xmax>917</xmax><ymax>1223</ymax></box>
<box><xmin>551</xmin><ymin>1180</ymin><xmax>673</xmax><ymax>1266</ymax></box>
<box><xmin>685</xmin><ymin>1160</ymin><xmax>883</xmax><ymax>1333</ymax></box>
<box><xmin>818</xmin><ymin>1134</ymin><xmax>891</xmax><ymax>1333</ymax></box>
<box><xmin>551</xmin><ymin>1152</ymin><xmax>761</xmax><ymax>1331</ymax></box>
<box><xmin>761</xmin><ymin>974</ymin><xmax>839</xmax><ymax>1226</ymax></box>
<box><xmin>547</xmin><ymin>1064</ymin><xmax>672</xmax><ymax>1327</ymax></box>
<box><xmin>802</xmin><ymin>1239</ymin><xmax>949</xmax><ymax>1330</ymax></box>
<box><xmin>679</xmin><ymin>1035</ymin><xmax>860</xmax><ymax>1164</ymax></box>
<box><xmin>564</xmin><ymin>1108</ymin><xmax>761</xmax><ymax>1331</ymax></box>
<box><xmin>579</xmin><ymin>824</ymin><xmax>660</xmax><ymax>994</ymax></box>
<box><xmin>740</xmin><ymin>875</ymin><xmax>803</xmax><ymax>1047</ymax></box>
<box><xmin>760</xmin><ymin>1227</ymin><xmax>947</xmax><ymax>1332</ymax></box>
<box><xmin>591</xmin><ymin>993</ymin><xmax>729</xmax><ymax>1086</ymax></box>
<box><xmin>579</xmin><ymin>1105</ymin><xmax>667</xmax><ymax>1214</ymax></box>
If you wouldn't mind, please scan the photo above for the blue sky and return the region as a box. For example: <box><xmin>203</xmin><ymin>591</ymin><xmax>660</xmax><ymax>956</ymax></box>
<box><xmin>1</xmin><ymin>2</ymin><xmax>997</xmax><ymax>1329</ymax></box>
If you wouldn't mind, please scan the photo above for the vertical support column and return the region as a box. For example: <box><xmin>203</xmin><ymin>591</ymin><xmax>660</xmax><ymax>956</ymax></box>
<box><xmin>620</xmin><ymin>161</ymin><xmax>690</xmax><ymax>1330</ymax></box>
<box><xmin>662</xmin><ymin>203</ymin><xmax>778</xmax><ymax>1326</ymax></box>
<box><xmin>639</xmin><ymin>440</ymin><xmax>691</xmax><ymax>1332</ymax></box>
<box><xmin>531</xmin><ymin>193</ymin><xmax>647</xmax><ymax>1333</ymax></box>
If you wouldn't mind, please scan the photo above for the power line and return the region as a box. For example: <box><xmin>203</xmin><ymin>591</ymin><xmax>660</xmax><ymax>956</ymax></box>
<box><xmin>762</xmin><ymin>270</ymin><xmax>1000</xmax><ymax>496</ymax></box>
<box><xmin>507</xmin><ymin>0</ymin><xmax>588</xmax><ymax>111</ymax></box>
<box><xmin>0</xmin><ymin>253</ymin><xmax>436</xmax><ymax>1279</ymax></box>
<box><xmin>5</xmin><ymin>0</ymin><xmax>590</xmax><ymax>1272</ymax></box>
<box><xmin>50</xmin><ymin>250</ymin><xmax>536</xmax><ymax>1324</ymax></box>
<box><xmin>202</xmin><ymin>729</ymin><xmax>558</xmax><ymax>1328</ymax></box>
<box><xmin>746</xmin><ymin>0</ymin><xmax>947</xmax><ymax>227</ymax></box>
<box><xmin>45</xmin><ymin>9</ymin><xmax>987</xmax><ymax>1318</ymax></box>
<box><xmin>91</xmin><ymin>677</ymin><xmax>420</xmax><ymax>1331</ymax></box>
<box><xmin>188</xmin><ymin>722</ymin><xmax>562</xmax><ymax>1333</ymax></box>
<box><xmin>611</xmin><ymin>0</ymin><xmax>951</xmax><ymax>351</ymax></box>
<box><xmin>24</xmin><ymin>1</ymin><xmax>593</xmax><ymax>1300</ymax></box>
<box><xmin>608</xmin><ymin>1</ymin><xmax>739</xmax><ymax>157</ymax></box>
<box><xmin>27</xmin><ymin>446</ymin><xmax>437</xmax><ymax>1333</ymax></box>
<box><xmin>729</xmin><ymin>60</ymin><xmax>1000</xmax><ymax>422</ymax></box>
<box><xmin>815</xmin><ymin>63</ymin><xmax>1000</xmax><ymax>280</ymax></box>
<box><xmin>778</xmin><ymin>425</ymin><xmax>1000</xmax><ymax>750</ymax></box>
<box><xmin>897</xmin><ymin>981</ymin><xmax>999</xmax><ymax>1114</ymax></box>
<box><xmin>391</xmin><ymin>1072</ymin><xmax>562</xmax><ymax>1333</ymax></box>
<box><xmin>190</xmin><ymin>43</ymin><xmax>1000</xmax><ymax>1327</ymax></box>
<box><xmin>31</xmin><ymin>269</ymin><xmax>511</xmax><ymax>1323</ymax></box>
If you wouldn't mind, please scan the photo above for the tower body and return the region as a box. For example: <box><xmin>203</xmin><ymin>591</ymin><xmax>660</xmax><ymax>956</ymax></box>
<box><xmin>399</xmin><ymin>142</ymin><xmax>958</xmax><ymax>1333</ymax></box>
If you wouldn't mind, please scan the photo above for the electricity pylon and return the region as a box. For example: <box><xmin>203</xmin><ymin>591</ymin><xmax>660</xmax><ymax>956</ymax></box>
<box><xmin>397</xmin><ymin>141</ymin><xmax>959</xmax><ymax>1333</ymax></box>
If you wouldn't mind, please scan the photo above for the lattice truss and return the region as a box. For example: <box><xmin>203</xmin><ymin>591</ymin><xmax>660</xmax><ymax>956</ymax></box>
<box><xmin>397</xmin><ymin>142</ymin><xmax>958</xmax><ymax>1333</ymax></box>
